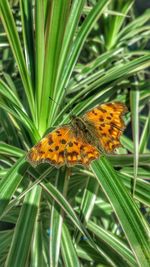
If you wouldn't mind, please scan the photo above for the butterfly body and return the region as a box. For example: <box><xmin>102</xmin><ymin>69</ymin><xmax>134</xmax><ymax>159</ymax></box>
<box><xmin>70</xmin><ymin>115</ymin><xmax>98</xmax><ymax>147</ymax></box>
<box><xmin>27</xmin><ymin>102</ymin><xmax>127</xmax><ymax>168</ymax></box>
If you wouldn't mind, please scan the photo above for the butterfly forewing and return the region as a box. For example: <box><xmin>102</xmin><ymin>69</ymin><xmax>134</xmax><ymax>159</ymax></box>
<box><xmin>83</xmin><ymin>102</ymin><xmax>128</xmax><ymax>152</ymax></box>
<box><xmin>27</xmin><ymin>127</ymin><xmax>69</xmax><ymax>167</ymax></box>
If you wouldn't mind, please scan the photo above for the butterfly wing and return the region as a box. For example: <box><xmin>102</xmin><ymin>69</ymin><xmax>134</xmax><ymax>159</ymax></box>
<box><xmin>83</xmin><ymin>102</ymin><xmax>128</xmax><ymax>152</ymax></box>
<box><xmin>27</xmin><ymin>126</ymin><xmax>99</xmax><ymax>168</ymax></box>
<box><xmin>27</xmin><ymin>126</ymin><xmax>69</xmax><ymax>167</ymax></box>
<box><xmin>65</xmin><ymin>133</ymin><xmax>99</xmax><ymax>166</ymax></box>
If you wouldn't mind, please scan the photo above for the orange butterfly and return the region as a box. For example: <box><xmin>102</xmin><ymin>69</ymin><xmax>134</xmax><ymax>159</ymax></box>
<box><xmin>27</xmin><ymin>102</ymin><xmax>127</xmax><ymax>168</ymax></box>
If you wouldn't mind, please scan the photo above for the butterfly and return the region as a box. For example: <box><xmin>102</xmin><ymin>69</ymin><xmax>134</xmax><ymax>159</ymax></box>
<box><xmin>27</xmin><ymin>102</ymin><xmax>127</xmax><ymax>168</ymax></box>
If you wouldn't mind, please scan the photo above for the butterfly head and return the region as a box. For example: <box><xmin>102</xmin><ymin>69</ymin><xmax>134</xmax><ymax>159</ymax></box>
<box><xmin>70</xmin><ymin>114</ymin><xmax>76</xmax><ymax>120</ymax></box>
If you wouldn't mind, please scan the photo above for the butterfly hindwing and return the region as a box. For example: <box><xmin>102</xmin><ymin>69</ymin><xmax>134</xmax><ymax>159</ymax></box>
<box><xmin>65</xmin><ymin>134</ymin><xmax>99</xmax><ymax>166</ymax></box>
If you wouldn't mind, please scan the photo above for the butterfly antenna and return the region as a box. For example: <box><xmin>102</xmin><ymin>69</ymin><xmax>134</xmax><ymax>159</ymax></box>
<box><xmin>49</xmin><ymin>95</ymin><xmax>74</xmax><ymax>119</ymax></box>
<box><xmin>49</xmin><ymin>96</ymin><xmax>62</xmax><ymax>108</ymax></box>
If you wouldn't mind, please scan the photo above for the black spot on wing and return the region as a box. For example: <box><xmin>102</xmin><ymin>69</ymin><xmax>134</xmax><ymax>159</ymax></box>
<box><xmin>99</xmin><ymin>117</ymin><xmax>104</xmax><ymax>122</ymax></box>
<box><xmin>108</xmin><ymin>128</ymin><xmax>114</xmax><ymax>135</ymax></box>
<box><xmin>39</xmin><ymin>151</ymin><xmax>44</xmax><ymax>154</ymax></box>
<box><xmin>74</xmin><ymin>141</ymin><xmax>78</xmax><ymax>146</ymax></box>
<box><xmin>68</xmin><ymin>141</ymin><xmax>73</xmax><ymax>147</ymax></box>
<box><xmin>92</xmin><ymin>110</ymin><xmax>98</xmax><ymax>115</ymax></box>
<box><xmin>67</xmin><ymin>151</ymin><xmax>78</xmax><ymax>157</ymax></box>
<box><xmin>98</xmin><ymin>107</ymin><xmax>107</xmax><ymax>113</ymax></box>
<box><xmin>35</xmin><ymin>143</ymin><xmax>42</xmax><ymax>149</ymax></box>
<box><xmin>59</xmin><ymin>151</ymin><xmax>65</xmax><ymax>157</ymax></box>
<box><xmin>48</xmin><ymin>136</ymin><xmax>53</xmax><ymax>145</ymax></box>
<box><xmin>61</xmin><ymin>139</ymin><xmax>67</xmax><ymax>144</ymax></box>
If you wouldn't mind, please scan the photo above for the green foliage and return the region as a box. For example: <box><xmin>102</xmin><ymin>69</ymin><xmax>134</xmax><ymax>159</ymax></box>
<box><xmin>0</xmin><ymin>0</ymin><xmax>150</xmax><ymax>266</ymax></box>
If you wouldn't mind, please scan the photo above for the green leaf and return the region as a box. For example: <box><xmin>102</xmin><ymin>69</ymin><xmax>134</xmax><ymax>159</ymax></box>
<box><xmin>20</xmin><ymin>0</ymin><xmax>35</xmax><ymax>89</ymax></box>
<box><xmin>5</xmin><ymin>186</ymin><xmax>42</xmax><ymax>267</ymax></box>
<box><xmin>130</xmin><ymin>79</ymin><xmax>140</xmax><ymax>195</ymax></box>
<box><xmin>56</xmin><ymin>0</ymin><xmax>110</xmax><ymax>112</ymax></box>
<box><xmin>0</xmin><ymin>0</ymin><xmax>35</xmax><ymax>119</ymax></box>
<box><xmin>104</xmin><ymin>0</ymin><xmax>134</xmax><ymax>49</ymax></box>
<box><xmin>0</xmin><ymin>157</ymin><xmax>28</xmax><ymax>218</ymax></box>
<box><xmin>41</xmin><ymin>178</ymin><xmax>117</xmax><ymax>266</ymax></box>
<box><xmin>118</xmin><ymin>172</ymin><xmax>150</xmax><ymax>206</ymax></box>
<box><xmin>39</xmin><ymin>1</ymin><xmax>71</xmax><ymax>134</ymax></box>
<box><xmin>35</xmin><ymin>0</ymin><xmax>45</xmax><ymax>128</ymax></box>
<box><xmin>91</xmin><ymin>157</ymin><xmax>150</xmax><ymax>267</ymax></box>
<box><xmin>49</xmin><ymin>169</ymin><xmax>69</xmax><ymax>267</ymax></box>
<box><xmin>61</xmin><ymin>223</ymin><xmax>80</xmax><ymax>267</ymax></box>
<box><xmin>30</xmin><ymin>220</ymin><xmax>45</xmax><ymax>267</ymax></box>
<box><xmin>0</xmin><ymin>101</ymin><xmax>40</xmax><ymax>143</ymax></box>
<box><xmin>0</xmin><ymin>142</ymin><xmax>24</xmax><ymax>158</ymax></box>
<box><xmin>139</xmin><ymin>113</ymin><xmax>150</xmax><ymax>153</ymax></box>
<box><xmin>0</xmin><ymin>79</ymin><xmax>24</xmax><ymax>109</ymax></box>
<box><xmin>87</xmin><ymin>221</ymin><xmax>137</xmax><ymax>267</ymax></box>
<box><xmin>75</xmin><ymin>176</ymin><xmax>99</xmax><ymax>244</ymax></box>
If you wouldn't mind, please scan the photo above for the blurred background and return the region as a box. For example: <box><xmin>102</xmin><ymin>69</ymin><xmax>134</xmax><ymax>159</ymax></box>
<box><xmin>135</xmin><ymin>0</ymin><xmax>150</xmax><ymax>14</ymax></box>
